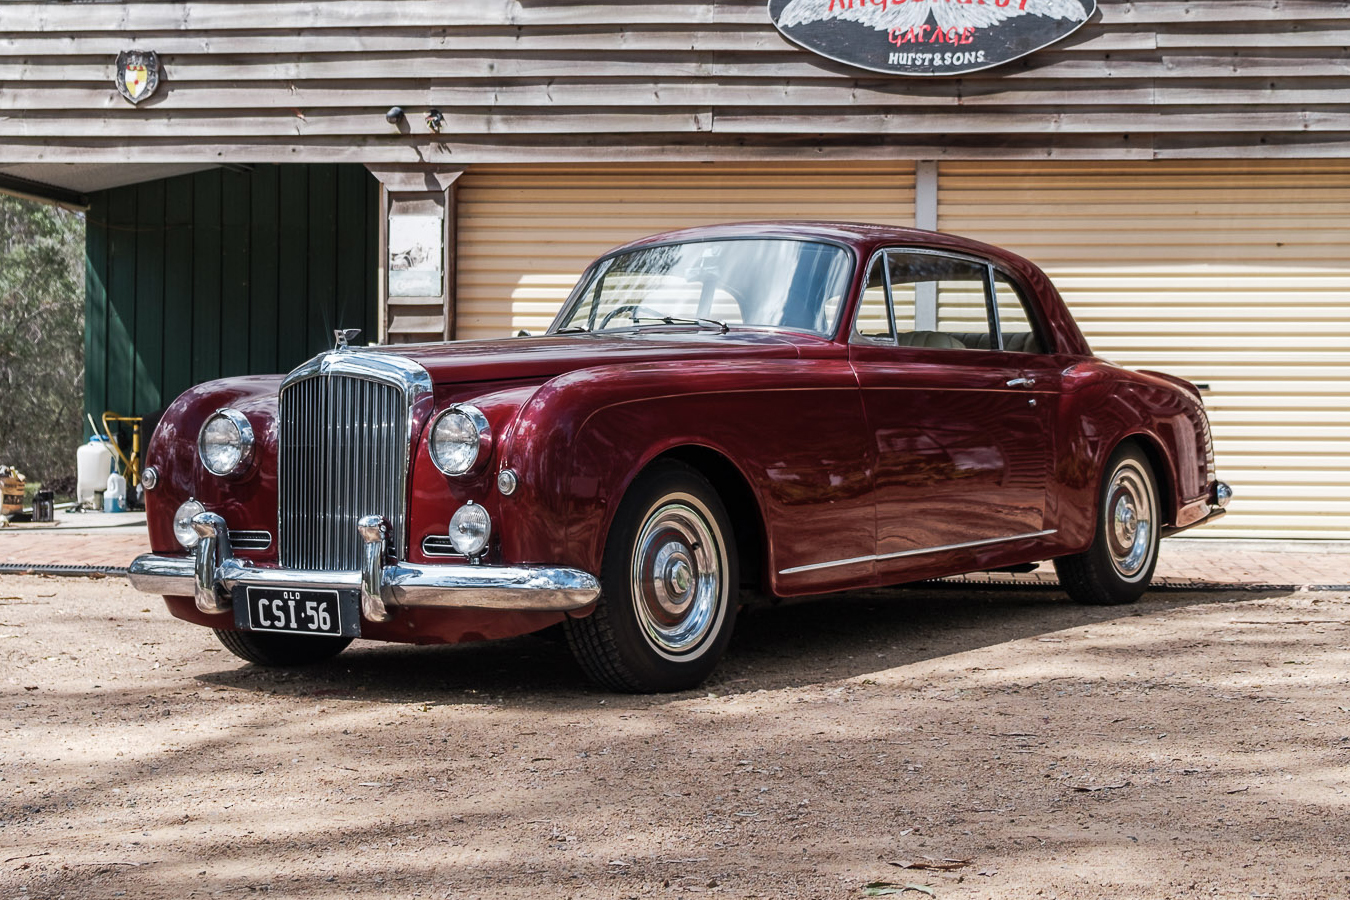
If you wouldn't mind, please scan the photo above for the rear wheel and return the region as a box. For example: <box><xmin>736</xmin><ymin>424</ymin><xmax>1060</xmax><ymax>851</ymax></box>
<box><xmin>1054</xmin><ymin>444</ymin><xmax>1161</xmax><ymax>606</ymax></box>
<box><xmin>213</xmin><ymin>629</ymin><xmax>352</xmax><ymax>667</ymax></box>
<box><xmin>565</xmin><ymin>461</ymin><xmax>738</xmax><ymax>693</ymax></box>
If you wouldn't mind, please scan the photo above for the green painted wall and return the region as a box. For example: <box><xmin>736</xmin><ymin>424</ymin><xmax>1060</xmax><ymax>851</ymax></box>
<box><xmin>84</xmin><ymin>164</ymin><xmax>378</xmax><ymax>427</ymax></box>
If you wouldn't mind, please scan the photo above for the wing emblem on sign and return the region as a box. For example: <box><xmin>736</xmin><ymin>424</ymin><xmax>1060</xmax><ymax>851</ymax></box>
<box><xmin>779</xmin><ymin>0</ymin><xmax>1090</xmax><ymax>31</ymax></box>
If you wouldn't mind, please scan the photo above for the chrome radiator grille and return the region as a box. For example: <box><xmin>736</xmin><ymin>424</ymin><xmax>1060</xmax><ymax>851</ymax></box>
<box><xmin>278</xmin><ymin>373</ymin><xmax>409</xmax><ymax>570</ymax></box>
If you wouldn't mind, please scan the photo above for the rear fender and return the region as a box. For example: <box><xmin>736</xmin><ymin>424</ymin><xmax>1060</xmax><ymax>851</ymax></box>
<box><xmin>1056</xmin><ymin>365</ymin><xmax>1213</xmax><ymax>551</ymax></box>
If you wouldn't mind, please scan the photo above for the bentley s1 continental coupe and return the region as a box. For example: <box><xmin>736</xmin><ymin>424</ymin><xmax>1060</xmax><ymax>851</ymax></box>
<box><xmin>128</xmin><ymin>223</ymin><xmax>1231</xmax><ymax>692</ymax></box>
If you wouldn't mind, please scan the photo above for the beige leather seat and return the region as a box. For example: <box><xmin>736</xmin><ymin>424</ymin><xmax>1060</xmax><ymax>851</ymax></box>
<box><xmin>945</xmin><ymin>331</ymin><xmax>1045</xmax><ymax>353</ymax></box>
<box><xmin>893</xmin><ymin>331</ymin><xmax>967</xmax><ymax>350</ymax></box>
<box><xmin>1002</xmin><ymin>332</ymin><xmax>1044</xmax><ymax>354</ymax></box>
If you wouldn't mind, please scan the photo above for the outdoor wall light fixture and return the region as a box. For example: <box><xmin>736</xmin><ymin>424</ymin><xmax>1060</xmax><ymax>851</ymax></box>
<box><xmin>385</xmin><ymin>106</ymin><xmax>404</xmax><ymax>124</ymax></box>
<box><xmin>425</xmin><ymin>109</ymin><xmax>445</xmax><ymax>133</ymax></box>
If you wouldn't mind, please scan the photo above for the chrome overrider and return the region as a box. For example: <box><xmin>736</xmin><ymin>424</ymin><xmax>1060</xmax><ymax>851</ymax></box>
<box><xmin>127</xmin><ymin>512</ymin><xmax>602</xmax><ymax>617</ymax></box>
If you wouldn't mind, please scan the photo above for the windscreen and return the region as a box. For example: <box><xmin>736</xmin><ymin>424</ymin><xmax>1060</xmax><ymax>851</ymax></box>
<box><xmin>552</xmin><ymin>239</ymin><xmax>853</xmax><ymax>335</ymax></box>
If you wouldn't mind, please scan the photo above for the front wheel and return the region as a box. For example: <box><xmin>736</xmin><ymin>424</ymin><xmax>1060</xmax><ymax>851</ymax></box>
<box><xmin>1054</xmin><ymin>444</ymin><xmax>1161</xmax><ymax>606</ymax></box>
<box><xmin>565</xmin><ymin>461</ymin><xmax>738</xmax><ymax>693</ymax></box>
<box><xmin>213</xmin><ymin>629</ymin><xmax>352</xmax><ymax>667</ymax></box>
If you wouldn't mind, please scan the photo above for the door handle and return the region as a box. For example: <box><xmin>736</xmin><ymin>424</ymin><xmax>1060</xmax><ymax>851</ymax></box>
<box><xmin>1006</xmin><ymin>377</ymin><xmax>1036</xmax><ymax>388</ymax></box>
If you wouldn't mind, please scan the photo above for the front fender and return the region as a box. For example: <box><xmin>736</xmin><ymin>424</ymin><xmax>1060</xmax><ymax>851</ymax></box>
<box><xmin>497</xmin><ymin>357</ymin><xmax>870</xmax><ymax>587</ymax></box>
<box><xmin>143</xmin><ymin>376</ymin><xmax>283</xmax><ymax>554</ymax></box>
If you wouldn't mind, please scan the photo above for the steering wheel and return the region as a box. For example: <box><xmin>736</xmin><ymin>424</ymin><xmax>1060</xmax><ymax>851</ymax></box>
<box><xmin>598</xmin><ymin>304</ymin><xmax>669</xmax><ymax>330</ymax></box>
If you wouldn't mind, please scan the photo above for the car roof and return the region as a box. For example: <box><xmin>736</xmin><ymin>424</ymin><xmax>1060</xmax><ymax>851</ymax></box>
<box><xmin>601</xmin><ymin>220</ymin><xmax>1092</xmax><ymax>358</ymax></box>
<box><xmin>610</xmin><ymin>221</ymin><xmax>1031</xmax><ymax>269</ymax></box>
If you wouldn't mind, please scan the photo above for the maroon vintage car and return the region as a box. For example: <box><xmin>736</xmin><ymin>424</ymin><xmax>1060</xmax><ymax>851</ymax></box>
<box><xmin>128</xmin><ymin>222</ymin><xmax>1231</xmax><ymax>692</ymax></box>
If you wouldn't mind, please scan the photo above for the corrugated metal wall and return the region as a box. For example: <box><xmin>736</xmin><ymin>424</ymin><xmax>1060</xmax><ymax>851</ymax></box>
<box><xmin>939</xmin><ymin>160</ymin><xmax>1350</xmax><ymax>539</ymax></box>
<box><xmin>85</xmin><ymin>164</ymin><xmax>378</xmax><ymax>425</ymax></box>
<box><xmin>455</xmin><ymin>163</ymin><xmax>915</xmax><ymax>338</ymax></box>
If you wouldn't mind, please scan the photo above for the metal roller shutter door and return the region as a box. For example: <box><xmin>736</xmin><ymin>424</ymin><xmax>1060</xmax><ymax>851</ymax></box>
<box><xmin>455</xmin><ymin>163</ymin><xmax>915</xmax><ymax>340</ymax></box>
<box><xmin>940</xmin><ymin>161</ymin><xmax>1350</xmax><ymax>540</ymax></box>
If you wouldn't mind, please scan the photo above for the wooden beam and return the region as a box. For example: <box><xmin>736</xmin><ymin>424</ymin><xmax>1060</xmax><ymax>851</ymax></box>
<box><xmin>0</xmin><ymin>172</ymin><xmax>88</xmax><ymax>209</ymax></box>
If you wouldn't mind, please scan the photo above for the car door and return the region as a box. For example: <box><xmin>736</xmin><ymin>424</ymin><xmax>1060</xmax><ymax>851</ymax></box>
<box><xmin>848</xmin><ymin>248</ymin><xmax>1057</xmax><ymax>581</ymax></box>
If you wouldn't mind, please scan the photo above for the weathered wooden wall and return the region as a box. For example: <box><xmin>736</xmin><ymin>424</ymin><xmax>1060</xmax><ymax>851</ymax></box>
<box><xmin>1</xmin><ymin>0</ymin><xmax>1347</xmax><ymax>164</ymax></box>
<box><xmin>84</xmin><ymin>164</ymin><xmax>377</xmax><ymax>424</ymax></box>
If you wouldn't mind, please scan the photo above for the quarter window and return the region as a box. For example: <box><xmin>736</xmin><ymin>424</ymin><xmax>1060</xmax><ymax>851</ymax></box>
<box><xmin>992</xmin><ymin>273</ymin><xmax>1046</xmax><ymax>354</ymax></box>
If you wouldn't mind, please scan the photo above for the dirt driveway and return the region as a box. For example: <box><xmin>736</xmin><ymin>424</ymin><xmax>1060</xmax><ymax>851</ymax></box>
<box><xmin>2</xmin><ymin>573</ymin><xmax>1348</xmax><ymax>899</ymax></box>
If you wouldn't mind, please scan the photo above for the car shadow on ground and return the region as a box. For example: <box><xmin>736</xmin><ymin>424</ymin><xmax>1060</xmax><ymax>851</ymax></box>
<box><xmin>193</xmin><ymin>586</ymin><xmax>1270</xmax><ymax>705</ymax></box>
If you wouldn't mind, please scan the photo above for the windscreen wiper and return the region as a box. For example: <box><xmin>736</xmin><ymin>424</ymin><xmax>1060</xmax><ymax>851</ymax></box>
<box><xmin>659</xmin><ymin>316</ymin><xmax>730</xmax><ymax>334</ymax></box>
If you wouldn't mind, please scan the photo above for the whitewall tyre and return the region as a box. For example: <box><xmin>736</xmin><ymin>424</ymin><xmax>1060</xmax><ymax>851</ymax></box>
<box><xmin>1054</xmin><ymin>444</ymin><xmax>1161</xmax><ymax>606</ymax></box>
<box><xmin>565</xmin><ymin>460</ymin><xmax>738</xmax><ymax>693</ymax></box>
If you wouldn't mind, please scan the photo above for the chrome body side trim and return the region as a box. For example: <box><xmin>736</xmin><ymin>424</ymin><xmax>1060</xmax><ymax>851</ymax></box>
<box><xmin>779</xmin><ymin>529</ymin><xmax>1059</xmax><ymax>576</ymax></box>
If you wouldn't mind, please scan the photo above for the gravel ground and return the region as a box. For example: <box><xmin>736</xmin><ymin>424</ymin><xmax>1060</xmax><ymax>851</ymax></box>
<box><xmin>2</xmin><ymin>573</ymin><xmax>1349</xmax><ymax>900</ymax></box>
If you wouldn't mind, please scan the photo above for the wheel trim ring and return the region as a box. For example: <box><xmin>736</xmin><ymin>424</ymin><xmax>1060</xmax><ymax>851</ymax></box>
<box><xmin>630</xmin><ymin>498</ymin><xmax>726</xmax><ymax>657</ymax></box>
<box><xmin>1104</xmin><ymin>461</ymin><xmax>1155</xmax><ymax>580</ymax></box>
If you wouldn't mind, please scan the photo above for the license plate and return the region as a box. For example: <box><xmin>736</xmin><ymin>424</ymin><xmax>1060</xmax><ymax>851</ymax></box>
<box><xmin>240</xmin><ymin>587</ymin><xmax>351</xmax><ymax>637</ymax></box>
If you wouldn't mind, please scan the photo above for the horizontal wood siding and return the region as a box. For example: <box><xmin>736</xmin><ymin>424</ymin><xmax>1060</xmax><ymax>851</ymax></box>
<box><xmin>84</xmin><ymin>164</ymin><xmax>377</xmax><ymax>424</ymax></box>
<box><xmin>1</xmin><ymin>1</ymin><xmax>1347</xmax><ymax>164</ymax></box>
<box><xmin>939</xmin><ymin>160</ymin><xmax>1350</xmax><ymax>539</ymax></box>
<box><xmin>455</xmin><ymin>163</ymin><xmax>915</xmax><ymax>339</ymax></box>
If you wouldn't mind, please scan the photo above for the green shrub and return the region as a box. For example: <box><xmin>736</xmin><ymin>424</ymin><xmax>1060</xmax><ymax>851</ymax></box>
<box><xmin>0</xmin><ymin>195</ymin><xmax>84</xmax><ymax>484</ymax></box>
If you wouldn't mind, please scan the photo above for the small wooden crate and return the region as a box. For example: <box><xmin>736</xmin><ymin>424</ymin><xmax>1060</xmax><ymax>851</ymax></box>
<box><xmin>1</xmin><ymin>474</ymin><xmax>25</xmax><ymax>515</ymax></box>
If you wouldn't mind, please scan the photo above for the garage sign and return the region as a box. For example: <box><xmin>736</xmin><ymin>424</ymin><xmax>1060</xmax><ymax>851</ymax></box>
<box><xmin>768</xmin><ymin>0</ymin><xmax>1097</xmax><ymax>76</ymax></box>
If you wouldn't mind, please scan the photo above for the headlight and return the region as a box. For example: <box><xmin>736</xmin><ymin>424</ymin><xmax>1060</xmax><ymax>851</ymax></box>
<box><xmin>429</xmin><ymin>405</ymin><xmax>490</xmax><ymax>476</ymax></box>
<box><xmin>448</xmin><ymin>502</ymin><xmax>492</xmax><ymax>559</ymax></box>
<box><xmin>198</xmin><ymin>408</ymin><xmax>255</xmax><ymax>477</ymax></box>
<box><xmin>174</xmin><ymin>499</ymin><xmax>206</xmax><ymax>549</ymax></box>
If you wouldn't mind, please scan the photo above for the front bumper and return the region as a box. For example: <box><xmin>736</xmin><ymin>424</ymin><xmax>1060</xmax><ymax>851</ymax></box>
<box><xmin>126</xmin><ymin>512</ymin><xmax>601</xmax><ymax>621</ymax></box>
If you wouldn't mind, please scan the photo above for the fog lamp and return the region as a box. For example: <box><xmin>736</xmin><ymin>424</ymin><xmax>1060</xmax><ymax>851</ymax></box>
<box><xmin>448</xmin><ymin>501</ymin><xmax>491</xmax><ymax>560</ymax></box>
<box><xmin>173</xmin><ymin>499</ymin><xmax>206</xmax><ymax>549</ymax></box>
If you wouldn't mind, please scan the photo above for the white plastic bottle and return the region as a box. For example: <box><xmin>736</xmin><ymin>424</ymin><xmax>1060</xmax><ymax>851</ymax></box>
<box><xmin>104</xmin><ymin>471</ymin><xmax>127</xmax><ymax>513</ymax></box>
<box><xmin>76</xmin><ymin>436</ymin><xmax>114</xmax><ymax>508</ymax></box>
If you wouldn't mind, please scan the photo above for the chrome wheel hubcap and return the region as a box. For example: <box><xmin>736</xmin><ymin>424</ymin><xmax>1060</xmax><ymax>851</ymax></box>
<box><xmin>1105</xmin><ymin>462</ymin><xmax>1155</xmax><ymax>579</ymax></box>
<box><xmin>631</xmin><ymin>500</ymin><xmax>723</xmax><ymax>655</ymax></box>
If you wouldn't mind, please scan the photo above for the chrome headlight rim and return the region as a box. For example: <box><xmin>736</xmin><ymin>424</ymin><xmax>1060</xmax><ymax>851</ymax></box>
<box><xmin>429</xmin><ymin>404</ymin><xmax>492</xmax><ymax>477</ymax></box>
<box><xmin>197</xmin><ymin>408</ymin><xmax>255</xmax><ymax>477</ymax></box>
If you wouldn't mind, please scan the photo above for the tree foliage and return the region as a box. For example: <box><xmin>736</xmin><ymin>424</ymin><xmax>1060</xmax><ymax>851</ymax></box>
<box><xmin>0</xmin><ymin>194</ymin><xmax>85</xmax><ymax>486</ymax></box>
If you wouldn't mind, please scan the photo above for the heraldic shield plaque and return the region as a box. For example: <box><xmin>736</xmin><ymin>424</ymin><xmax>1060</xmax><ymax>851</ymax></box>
<box><xmin>769</xmin><ymin>0</ymin><xmax>1097</xmax><ymax>76</ymax></box>
<box><xmin>115</xmin><ymin>50</ymin><xmax>161</xmax><ymax>104</ymax></box>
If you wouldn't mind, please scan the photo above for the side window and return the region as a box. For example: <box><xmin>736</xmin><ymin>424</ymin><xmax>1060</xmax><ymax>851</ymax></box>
<box><xmin>884</xmin><ymin>252</ymin><xmax>990</xmax><ymax>350</ymax></box>
<box><xmin>993</xmin><ymin>273</ymin><xmax>1047</xmax><ymax>354</ymax></box>
<box><xmin>851</xmin><ymin>252</ymin><xmax>1042</xmax><ymax>353</ymax></box>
